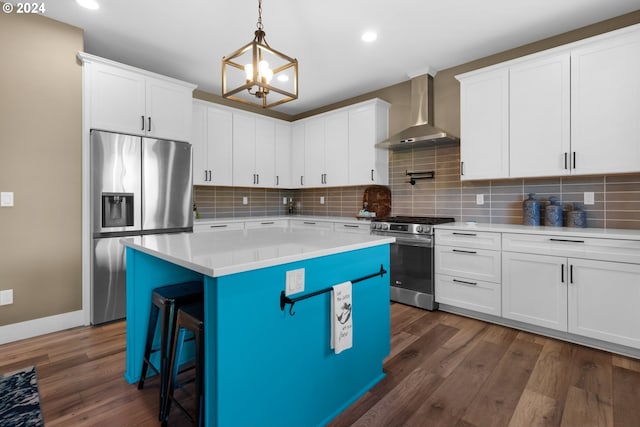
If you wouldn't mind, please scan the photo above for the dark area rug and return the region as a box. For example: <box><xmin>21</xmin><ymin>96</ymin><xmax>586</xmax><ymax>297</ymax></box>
<box><xmin>0</xmin><ymin>366</ymin><xmax>44</xmax><ymax>427</ymax></box>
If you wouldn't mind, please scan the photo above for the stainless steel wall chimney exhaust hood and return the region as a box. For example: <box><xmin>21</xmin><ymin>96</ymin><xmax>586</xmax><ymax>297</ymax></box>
<box><xmin>376</xmin><ymin>74</ymin><xmax>459</xmax><ymax>150</ymax></box>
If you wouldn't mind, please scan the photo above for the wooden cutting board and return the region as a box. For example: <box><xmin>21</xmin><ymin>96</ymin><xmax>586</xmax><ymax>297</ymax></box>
<box><xmin>362</xmin><ymin>185</ymin><xmax>391</xmax><ymax>218</ymax></box>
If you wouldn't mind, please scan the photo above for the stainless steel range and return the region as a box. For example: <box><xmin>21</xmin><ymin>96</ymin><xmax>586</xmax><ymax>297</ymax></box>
<box><xmin>371</xmin><ymin>216</ymin><xmax>455</xmax><ymax>310</ymax></box>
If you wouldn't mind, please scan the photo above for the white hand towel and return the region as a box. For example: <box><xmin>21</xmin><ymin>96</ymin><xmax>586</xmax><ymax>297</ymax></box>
<box><xmin>331</xmin><ymin>281</ymin><xmax>353</xmax><ymax>354</ymax></box>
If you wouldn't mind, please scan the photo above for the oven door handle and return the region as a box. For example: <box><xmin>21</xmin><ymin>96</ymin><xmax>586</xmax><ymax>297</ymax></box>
<box><xmin>393</xmin><ymin>237</ymin><xmax>433</xmax><ymax>247</ymax></box>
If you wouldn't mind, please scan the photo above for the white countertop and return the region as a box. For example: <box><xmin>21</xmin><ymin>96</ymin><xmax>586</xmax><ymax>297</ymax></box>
<box><xmin>435</xmin><ymin>222</ymin><xmax>640</xmax><ymax>241</ymax></box>
<box><xmin>121</xmin><ymin>227</ymin><xmax>394</xmax><ymax>277</ymax></box>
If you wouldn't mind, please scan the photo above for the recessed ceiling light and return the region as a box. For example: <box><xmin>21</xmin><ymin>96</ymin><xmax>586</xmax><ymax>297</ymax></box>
<box><xmin>76</xmin><ymin>0</ymin><xmax>99</xmax><ymax>10</ymax></box>
<box><xmin>361</xmin><ymin>31</ymin><xmax>378</xmax><ymax>43</ymax></box>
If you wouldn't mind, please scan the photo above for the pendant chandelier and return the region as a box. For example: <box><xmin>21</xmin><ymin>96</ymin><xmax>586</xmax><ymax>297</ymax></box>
<box><xmin>221</xmin><ymin>0</ymin><xmax>298</xmax><ymax>108</ymax></box>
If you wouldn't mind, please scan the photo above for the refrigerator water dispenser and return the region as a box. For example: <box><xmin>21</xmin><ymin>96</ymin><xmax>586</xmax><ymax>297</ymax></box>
<box><xmin>102</xmin><ymin>193</ymin><xmax>134</xmax><ymax>228</ymax></box>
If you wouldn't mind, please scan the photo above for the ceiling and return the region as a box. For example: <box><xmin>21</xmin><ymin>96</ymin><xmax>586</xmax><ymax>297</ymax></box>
<box><xmin>44</xmin><ymin>0</ymin><xmax>639</xmax><ymax>115</ymax></box>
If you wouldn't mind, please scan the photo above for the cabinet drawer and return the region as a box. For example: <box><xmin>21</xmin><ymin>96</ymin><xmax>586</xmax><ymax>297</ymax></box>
<box><xmin>289</xmin><ymin>219</ymin><xmax>333</xmax><ymax>230</ymax></box>
<box><xmin>502</xmin><ymin>233</ymin><xmax>640</xmax><ymax>263</ymax></box>
<box><xmin>245</xmin><ymin>220</ymin><xmax>288</xmax><ymax>229</ymax></box>
<box><xmin>435</xmin><ymin>274</ymin><xmax>501</xmax><ymax>316</ymax></box>
<box><xmin>435</xmin><ymin>246</ymin><xmax>501</xmax><ymax>283</ymax></box>
<box><xmin>193</xmin><ymin>222</ymin><xmax>244</xmax><ymax>232</ymax></box>
<box><xmin>435</xmin><ymin>229</ymin><xmax>501</xmax><ymax>250</ymax></box>
<box><xmin>333</xmin><ymin>222</ymin><xmax>370</xmax><ymax>234</ymax></box>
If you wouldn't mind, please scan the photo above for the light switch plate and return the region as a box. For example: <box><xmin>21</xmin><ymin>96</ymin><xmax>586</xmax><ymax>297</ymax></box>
<box><xmin>476</xmin><ymin>194</ymin><xmax>484</xmax><ymax>205</ymax></box>
<box><xmin>320</xmin><ymin>196</ymin><xmax>325</xmax><ymax>205</ymax></box>
<box><xmin>1</xmin><ymin>192</ymin><xmax>14</xmax><ymax>207</ymax></box>
<box><xmin>283</xmin><ymin>197</ymin><xmax>287</xmax><ymax>205</ymax></box>
<box><xmin>584</xmin><ymin>192</ymin><xmax>595</xmax><ymax>205</ymax></box>
<box><xmin>285</xmin><ymin>268</ymin><xmax>305</xmax><ymax>296</ymax></box>
<box><xmin>242</xmin><ymin>196</ymin><xmax>248</xmax><ymax>205</ymax></box>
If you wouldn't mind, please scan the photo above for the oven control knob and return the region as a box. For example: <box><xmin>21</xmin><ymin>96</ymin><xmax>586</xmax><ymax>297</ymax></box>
<box><xmin>382</xmin><ymin>224</ymin><xmax>389</xmax><ymax>231</ymax></box>
<box><xmin>416</xmin><ymin>225</ymin><xmax>423</xmax><ymax>233</ymax></box>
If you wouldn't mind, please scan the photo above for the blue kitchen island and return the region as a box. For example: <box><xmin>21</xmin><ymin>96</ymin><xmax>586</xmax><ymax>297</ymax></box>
<box><xmin>121</xmin><ymin>227</ymin><xmax>393</xmax><ymax>427</ymax></box>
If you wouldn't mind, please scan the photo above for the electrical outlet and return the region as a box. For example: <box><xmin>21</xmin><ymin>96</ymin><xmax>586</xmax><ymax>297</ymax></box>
<box><xmin>0</xmin><ymin>289</ymin><xmax>13</xmax><ymax>306</ymax></box>
<box><xmin>285</xmin><ymin>268</ymin><xmax>305</xmax><ymax>296</ymax></box>
<box><xmin>242</xmin><ymin>196</ymin><xmax>248</xmax><ymax>205</ymax></box>
<box><xmin>320</xmin><ymin>196</ymin><xmax>325</xmax><ymax>205</ymax></box>
<box><xmin>584</xmin><ymin>192</ymin><xmax>595</xmax><ymax>205</ymax></box>
<box><xmin>476</xmin><ymin>194</ymin><xmax>484</xmax><ymax>205</ymax></box>
<box><xmin>283</xmin><ymin>197</ymin><xmax>287</xmax><ymax>205</ymax></box>
<box><xmin>1</xmin><ymin>192</ymin><xmax>14</xmax><ymax>207</ymax></box>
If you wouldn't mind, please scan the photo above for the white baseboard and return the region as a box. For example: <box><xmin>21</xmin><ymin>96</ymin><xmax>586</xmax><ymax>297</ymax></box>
<box><xmin>0</xmin><ymin>310</ymin><xmax>86</xmax><ymax>345</ymax></box>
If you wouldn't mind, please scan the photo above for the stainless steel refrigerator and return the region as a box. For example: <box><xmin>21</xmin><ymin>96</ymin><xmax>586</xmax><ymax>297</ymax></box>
<box><xmin>91</xmin><ymin>130</ymin><xmax>193</xmax><ymax>324</ymax></box>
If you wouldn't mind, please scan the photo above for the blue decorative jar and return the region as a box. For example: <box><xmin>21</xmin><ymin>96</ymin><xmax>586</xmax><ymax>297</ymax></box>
<box><xmin>567</xmin><ymin>204</ymin><xmax>587</xmax><ymax>228</ymax></box>
<box><xmin>544</xmin><ymin>197</ymin><xmax>563</xmax><ymax>227</ymax></box>
<box><xmin>522</xmin><ymin>193</ymin><xmax>541</xmax><ymax>226</ymax></box>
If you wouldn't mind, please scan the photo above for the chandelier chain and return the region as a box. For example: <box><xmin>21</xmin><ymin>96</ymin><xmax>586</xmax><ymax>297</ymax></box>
<box><xmin>256</xmin><ymin>0</ymin><xmax>263</xmax><ymax>31</ymax></box>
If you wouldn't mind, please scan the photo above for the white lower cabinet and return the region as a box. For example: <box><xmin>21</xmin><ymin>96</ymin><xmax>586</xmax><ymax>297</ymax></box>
<box><xmin>568</xmin><ymin>258</ymin><xmax>640</xmax><ymax>348</ymax></box>
<box><xmin>501</xmin><ymin>251</ymin><xmax>568</xmax><ymax>331</ymax></box>
<box><xmin>289</xmin><ymin>219</ymin><xmax>333</xmax><ymax>230</ymax></box>
<box><xmin>501</xmin><ymin>232</ymin><xmax>640</xmax><ymax>349</ymax></box>
<box><xmin>333</xmin><ymin>222</ymin><xmax>370</xmax><ymax>234</ymax></box>
<box><xmin>244</xmin><ymin>219</ymin><xmax>288</xmax><ymax>229</ymax></box>
<box><xmin>435</xmin><ymin>275</ymin><xmax>501</xmax><ymax>316</ymax></box>
<box><xmin>435</xmin><ymin>230</ymin><xmax>502</xmax><ymax>316</ymax></box>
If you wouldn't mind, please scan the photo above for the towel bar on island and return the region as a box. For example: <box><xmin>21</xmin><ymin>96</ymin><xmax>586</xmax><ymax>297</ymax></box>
<box><xmin>279</xmin><ymin>265</ymin><xmax>387</xmax><ymax>316</ymax></box>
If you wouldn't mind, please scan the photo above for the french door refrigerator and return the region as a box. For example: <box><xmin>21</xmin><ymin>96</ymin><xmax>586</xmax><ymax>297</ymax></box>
<box><xmin>91</xmin><ymin>130</ymin><xmax>193</xmax><ymax>324</ymax></box>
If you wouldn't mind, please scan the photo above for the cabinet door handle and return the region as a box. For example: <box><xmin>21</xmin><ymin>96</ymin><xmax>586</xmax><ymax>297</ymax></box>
<box><xmin>209</xmin><ymin>224</ymin><xmax>228</xmax><ymax>228</ymax></box>
<box><xmin>371</xmin><ymin>169</ymin><xmax>374</xmax><ymax>181</ymax></box>
<box><xmin>141</xmin><ymin>115</ymin><xmax>145</xmax><ymax>131</ymax></box>
<box><xmin>564</xmin><ymin>152</ymin><xmax>568</xmax><ymax>170</ymax></box>
<box><xmin>561</xmin><ymin>264</ymin><xmax>565</xmax><ymax>283</ymax></box>
<box><xmin>300</xmin><ymin>176</ymin><xmax>304</xmax><ymax>186</ymax></box>
<box><xmin>570</xmin><ymin>264</ymin><xmax>574</xmax><ymax>284</ymax></box>
<box><xmin>256</xmin><ymin>174</ymin><xmax>259</xmax><ymax>185</ymax></box>
<box><xmin>343</xmin><ymin>224</ymin><xmax>359</xmax><ymax>228</ymax></box>
<box><xmin>209</xmin><ymin>170</ymin><xmax>212</xmax><ymax>182</ymax></box>
<box><xmin>303</xmin><ymin>221</ymin><xmax>316</xmax><ymax>225</ymax></box>
<box><xmin>453</xmin><ymin>278</ymin><xmax>477</xmax><ymax>286</ymax></box>
<box><xmin>148</xmin><ymin>117</ymin><xmax>151</xmax><ymax>132</ymax></box>
<box><xmin>549</xmin><ymin>238</ymin><xmax>585</xmax><ymax>243</ymax></box>
<box><xmin>453</xmin><ymin>232</ymin><xmax>477</xmax><ymax>237</ymax></box>
<box><xmin>572</xmin><ymin>152</ymin><xmax>576</xmax><ymax>169</ymax></box>
<box><xmin>261</xmin><ymin>221</ymin><xmax>275</xmax><ymax>225</ymax></box>
<box><xmin>276</xmin><ymin>175</ymin><xmax>279</xmax><ymax>186</ymax></box>
<box><xmin>452</xmin><ymin>249</ymin><xmax>477</xmax><ymax>254</ymax></box>
<box><xmin>460</xmin><ymin>161</ymin><xmax>465</xmax><ymax>176</ymax></box>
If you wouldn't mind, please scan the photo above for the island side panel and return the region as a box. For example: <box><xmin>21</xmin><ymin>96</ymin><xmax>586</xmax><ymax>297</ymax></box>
<box><xmin>206</xmin><ymin>244</ymin><xmax>390</xmax><ymax>427</ymax></box>
<box><xmin>124</xmin><ymin>247</ymin><xmax>203</xmax><ymax>384</ymax></box>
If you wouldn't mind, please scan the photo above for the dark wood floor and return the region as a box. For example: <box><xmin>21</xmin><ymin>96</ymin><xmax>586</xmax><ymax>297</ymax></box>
<box><xmin>2</xmin><ymin>303</ymin><xmax>640</xmax><ymax>426</ymax></box>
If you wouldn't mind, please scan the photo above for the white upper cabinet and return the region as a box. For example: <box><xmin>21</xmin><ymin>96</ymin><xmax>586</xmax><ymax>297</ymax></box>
<box><xmin>458</xmin><ymin>68</ymin><xmax>510</xmax><ymax>180</ymax></box>
<box><xmin>571</xmin><ymin>27</ymin><xmax>640</xmax><ymax>175</ymax></box>
<box><xmin>509</xmin><ymin>52</ymin><xmax>571</xmax><ymax>178</ymax></box>
<box><xmin>275</xmin><ymin>123</ymin><xmax>292</xmax><ymax>188</ymax></box>
<box><xmin>323</xmin><ymin>111</ymin><xmax>350</xmax><ymax>186</ymax></box>
<box><xmin>290</xmin><ymin>123</ymin><xmax>306</xmax><ymax>188</ymax></box>
<box><xmin>80</xmin><ymin>53</ymin><xmax>195</xmax><ymax>142</ymax></box>
<box><xmin>457</xmin><ymin>23</ymin><xmax>640</xmax><ymax>180</ymax></box>
<box><xmin>302</xmin><ymin>111</ymin><xmax>349</xmax><ymax>187</ymax></box>
<box><xmin>254</xmin><ymin>117</ymin><xmax>276</xmax><ymax>187</ymax></box>
<box><xmin>191</xmin><ymin>102</ymin><xmax>233</xmax><ymax>186</ymax></box>
<box><xmin>348</xmin><ymin>100</ymin><xmax>390</xmax><ymax>185</ymax></box>
<box><xmin>232</xmin><ymin>113</ymin><xmax>276</xmax><ymax>187</ymax></box>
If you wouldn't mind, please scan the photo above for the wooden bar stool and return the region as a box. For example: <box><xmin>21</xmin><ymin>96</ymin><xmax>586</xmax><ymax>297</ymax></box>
<box><xmin>162</xmin><ymin>301</ymin><xmax>205</xmax><ymax>427</ymax></box>
<box><xmin>137</xmin><ymin>281</ymin><xmax>203</xmax><ymax>420</ymax></box>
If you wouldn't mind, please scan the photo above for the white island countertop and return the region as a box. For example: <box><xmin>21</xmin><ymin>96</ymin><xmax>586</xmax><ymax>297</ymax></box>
<box><xmin>121</xmin><ymin>227</ymin><xmax>394</xmax><ymax>277</ymax></box>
